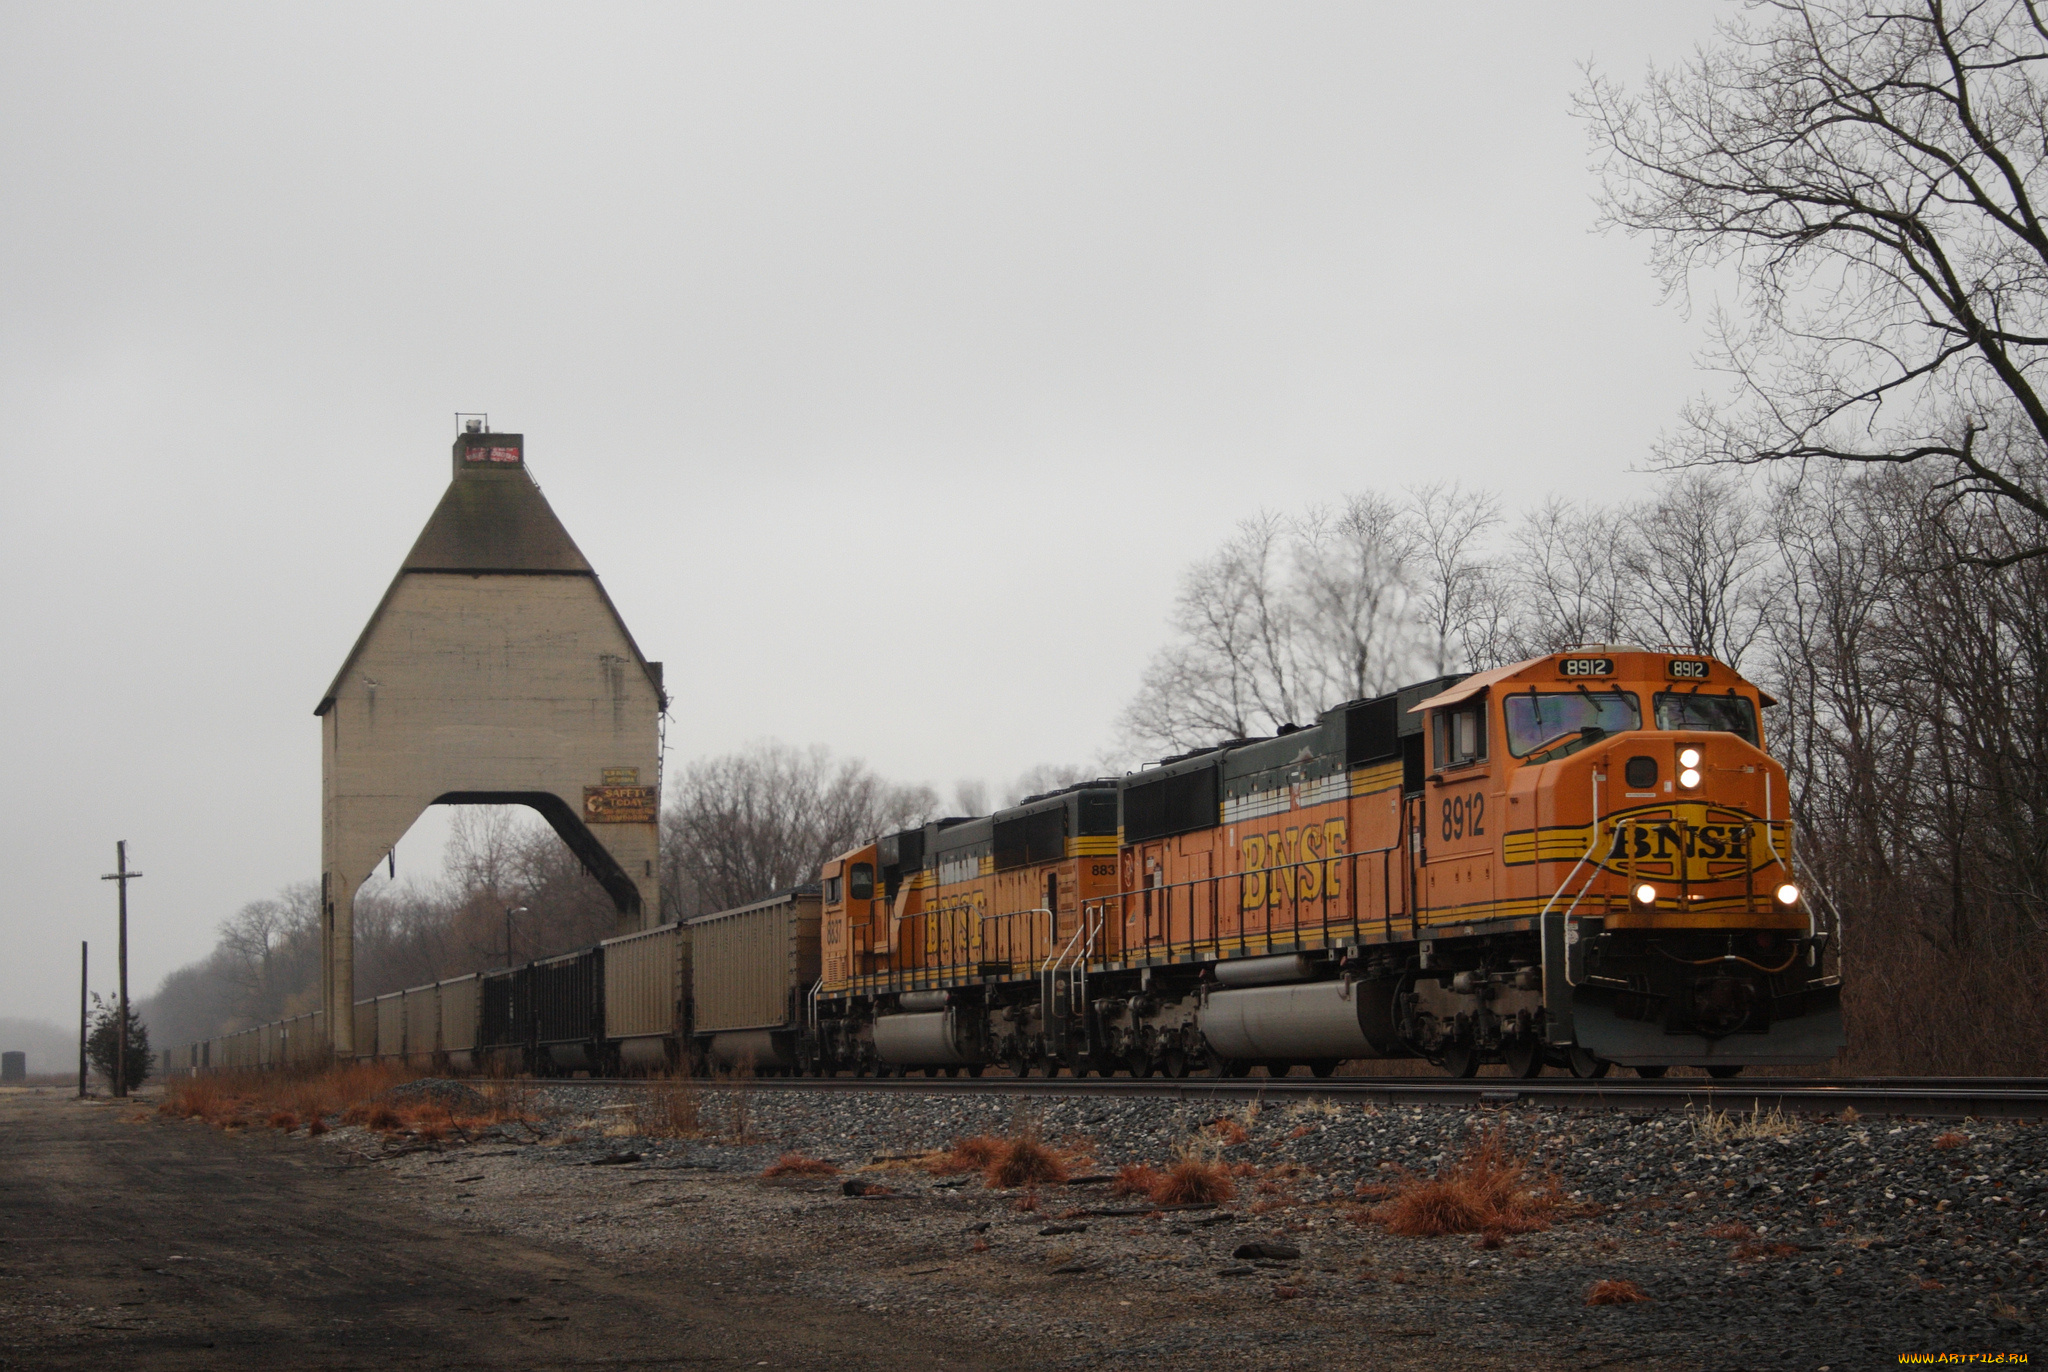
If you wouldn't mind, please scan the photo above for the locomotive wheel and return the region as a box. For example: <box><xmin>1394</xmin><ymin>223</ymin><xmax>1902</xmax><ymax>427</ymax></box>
<box><xmin>1705</xmin><ymin>1064</ymin><xmax>1744</xmax><ymax>1079</ymax></box>
<box><xmin>1566</xmin><ymin>1047</ymin><xmax>1611</xmax><ymax>1079</ymax></box>
<box><xmin>1162</xmin><ymin>1049</ymin><xmax>1189</xmax><ymax>1078</ymax></box>
<box><xmin>1441</xmin><ymin>1042</ymin><xmax>1480</xmax><ymax>1079</ymax></box>
<box><xmin>1633</xmin><ymin>1064</ymin><xmax>1669</xmax><ymax>1079</ymax></box>
<box><xmin>1264</xmin><ymin>1061</ymin><xmax>1294</xmax><ymax>1078</ymax></box>
<box><xmin>1503</xmin><ymin>1039</ymin><xmax>1544</xmax><ymax>1079</ymax></box>
<box><xmin>924</xmin><ymin>1066</ymin><xmax>940</xmax><ymax>1078</ymax></box>
<box><xmin>966</xmin><ymin>1064</ymin><xmax>984</xmax><ymax>1078</ymax></box>
<box><xmin>945</xmin><ymin>1065</ymin><xmax>960</xmax><ymax>1078</ymax></box>
<box><xmin>1129</xmin><ymin>1053</ymin><xmax>1155</xmax><ymax>1078</ymax></box>
<box><xmin>1309</xmin><ymin>1059</ymin><xmax>1338</xmax><ymax>1079</ymax></box>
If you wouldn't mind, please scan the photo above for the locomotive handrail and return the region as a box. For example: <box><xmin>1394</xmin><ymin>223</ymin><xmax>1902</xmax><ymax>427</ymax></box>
<box><xmin>1540</xmin><ymin>768</ymin><xmax>1605</xmax><ymax>989</ymax></box>
<box><xmin>1076</xmin><ymin>838</ymin><xmax>1405</xmax><ymax>968</ymax></box>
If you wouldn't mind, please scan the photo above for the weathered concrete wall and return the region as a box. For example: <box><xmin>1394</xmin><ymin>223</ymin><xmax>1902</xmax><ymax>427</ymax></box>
<box><xmin>318</xmin><ymin>430</ymin><xmax>663</xmax><ymax>1055</ymax></box>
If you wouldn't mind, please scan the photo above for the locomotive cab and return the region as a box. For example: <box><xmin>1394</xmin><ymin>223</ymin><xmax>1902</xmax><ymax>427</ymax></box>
<box><xmin>1410</xmin><ymin>647</ymin><xmax>1843</xmax><ymax>1076</ymax></box>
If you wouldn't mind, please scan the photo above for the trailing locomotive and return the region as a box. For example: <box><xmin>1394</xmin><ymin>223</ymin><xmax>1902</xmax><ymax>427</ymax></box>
<box><xmin>166</xmin><ymin>648</ymin><xmax>1841</xmax><ymax>1082</ymax></box>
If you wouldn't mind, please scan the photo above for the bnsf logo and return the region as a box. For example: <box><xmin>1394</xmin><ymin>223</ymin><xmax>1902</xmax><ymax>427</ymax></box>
<box><xmin>1560</xmin><ymin>658</ymin><xmax>1613</xmax><ymax>677</ymax></box>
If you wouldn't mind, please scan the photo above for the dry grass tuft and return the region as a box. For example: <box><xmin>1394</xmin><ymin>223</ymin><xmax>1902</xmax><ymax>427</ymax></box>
<box><xmin>1011</xmin><ymin>1189</ymin><xmax>1040</xmax><ymax>1212</ymax></box>
<box><xmin>763</xmin><ymin>1152</ymin><xmax>840</xmax><ymax>1178</ymax></box>
<box><xmin>266</xmin><ymin>1111</ymin><xmax>298</xmax><ymax>1131</ymax></box>
<box><xmin>1933</xmin><ymin>1130</ymin><xmax>1968</xmax><ymax>1150</ymax></box>
<box><xmin>1111</xmin><ymin>1163</ymin><xmax>1163</xmax><ymax>1198</ymax></box>
<box><xmin>927</xmin><ymin>1135</ymin><xmax>1006</xmax><ymax>1177</ymax></box>
<box><xmin>1691</xmin><ymin>1102</ymin><xmax>1800</xmax><ymax>1146</ymax></box>
<box><xmin>1733</xmin><ymin>1241</ymin><xmax>1801</xmax><ymax>1262</ymax></box>
<box><xmin>1367</xmin><ymin>1129</ymin><xmax>1570</xmax><ymax>1238</ymax></box>
<box><xmin>1704</xmin><ymin>1221</ymin><xmax>1756</xmax><ymax>1241</ymax></box>
<box><xmin>366</xmin><ymin>1105</ymin><xmax>404</xmax><ymax>1132</ymax></box>
<box><xmin>1585</xmin><ymin>1279</ymin><xmax>1651</xmax><ymax>1306</ymax></box>
<box><xmin>307</xmin><ymin>1118</ymin><xmax>329</xmax><ymax>1137</ymax></box>
<box><xmin>984</xmin><ymin>1136</ymin><xmax>1069</xmax><ymax>1189</ymax></box>
<box><xmin>1151</xmin><ymin>1155</ymin><xmax>1237</xmax><ymax>1206</ymax></box>
<box><xmin>1209</xmin><ymin>1118</ymin><xmax>1250</xmax><ymax>1146</ymax></box>
<box><xmin>631</xmin><ymin>1074</ymin><xmax>701</xmax><ymax>1139</ymax></box>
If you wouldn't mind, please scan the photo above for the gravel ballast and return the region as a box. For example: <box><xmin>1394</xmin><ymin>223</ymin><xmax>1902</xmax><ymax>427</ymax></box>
<box><xmin>331</xmin><ymin>1081</ymin><xmax>2043</xmax><ymax>1370</ymax></box>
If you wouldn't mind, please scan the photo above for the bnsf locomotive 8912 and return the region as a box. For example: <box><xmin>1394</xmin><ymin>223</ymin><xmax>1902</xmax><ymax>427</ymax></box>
<box><xmin>168</xmin><ymin>648</ymin><xmax>1842</xmax><ymax>1081</ymax></box>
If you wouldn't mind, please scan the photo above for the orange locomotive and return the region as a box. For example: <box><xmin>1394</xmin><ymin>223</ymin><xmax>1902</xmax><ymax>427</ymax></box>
<box><xmin>807</xmin><ymin>647</ymin><xmax>1842</xmax><ymax>1079</ymax></box>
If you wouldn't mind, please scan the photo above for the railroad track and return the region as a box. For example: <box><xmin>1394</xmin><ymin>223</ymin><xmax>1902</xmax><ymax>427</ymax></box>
<box><xmin>562</xmin><ymin>1073</ymin><xmax>2048</xmax><ymax>1119</ymax></box>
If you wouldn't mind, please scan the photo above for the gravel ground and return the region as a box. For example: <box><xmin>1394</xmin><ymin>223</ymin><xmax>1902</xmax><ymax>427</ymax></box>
<box><xmin>328</xmin><ymin>1082</ymin><xmax>2044</xmax><ymax>1371</ymax></box>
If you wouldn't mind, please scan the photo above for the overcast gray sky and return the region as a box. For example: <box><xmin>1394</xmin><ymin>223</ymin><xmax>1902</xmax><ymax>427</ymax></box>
<box><xmin>1</xmin><ymin>2</ymin><xmax>1730</xmax><ymax>1029</ymax></box>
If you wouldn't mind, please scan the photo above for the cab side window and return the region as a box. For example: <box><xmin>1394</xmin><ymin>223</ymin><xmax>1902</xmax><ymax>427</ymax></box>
<box><xmin>824</xmin><ymin>875</ymin><xmax>842</xmax><ymax>904</ymax></box>
<box><xmin>1433</xmin><ymin>703</ymin><xmax>1487</xmax><ymax>769</ymax></box>
<box><xmin>849</xmin><ymin>863</ymin><xmax>875</xmax><ymax>901</ymax></box>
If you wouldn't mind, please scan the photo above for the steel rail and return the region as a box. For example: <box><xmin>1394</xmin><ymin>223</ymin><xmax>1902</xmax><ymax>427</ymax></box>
<box><xmin>560</xmin><ymin>1074</ymin><xmax>2048</xmax><ymax>1120</ymax></box>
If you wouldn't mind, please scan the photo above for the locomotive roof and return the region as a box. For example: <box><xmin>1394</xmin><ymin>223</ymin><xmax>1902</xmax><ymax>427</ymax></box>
<box><xmin>1407</xmin><ymin>651</ymin><xmax>1774</xmax><ymax>712</ymax></box>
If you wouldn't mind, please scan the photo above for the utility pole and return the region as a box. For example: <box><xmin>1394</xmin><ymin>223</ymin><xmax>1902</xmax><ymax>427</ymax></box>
<box><xmin>77</xmin><ymin>942</ymin><xmax>87</xmax><ymax>1099</ymax></box>
<box><xmin>504</xmin><ymin>905</ymin><xmax>529</xmax><ymax>966</ymax></box>
<box><xmin>100</xmin><ymin>842</ymin><xmax>142</xmax><ymax>1098</ymax></box>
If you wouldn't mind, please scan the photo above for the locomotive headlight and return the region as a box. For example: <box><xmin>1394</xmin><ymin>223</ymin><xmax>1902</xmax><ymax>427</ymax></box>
<box><xmin>1679</xmin><ymin>767</ymin><xmax>1702</xmax><ymax>789</ymax></box>
<box><xmin>1775</xmin><ymin>882</ymin><xmax>1802</xmax><ymax>906</ymax></box>
<box><xmin>1679</xmin><ymin>747</ymin><xmax>1702</xmax><ymax>769</ymax></box>
<box><xmin>1633</xmin><ymin>882</ymin><xmax>1658</xmax><ymax>906</ymax></box>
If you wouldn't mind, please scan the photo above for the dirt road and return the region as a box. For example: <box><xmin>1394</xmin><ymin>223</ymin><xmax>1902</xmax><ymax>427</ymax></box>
<box><xmin>0</xmin><ymin>1087</ymin><xmax>1033</xmax><ymax>1371</ymax></box>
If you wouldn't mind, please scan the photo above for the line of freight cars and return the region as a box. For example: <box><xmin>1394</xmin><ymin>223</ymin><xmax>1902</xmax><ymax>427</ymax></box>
<box><xmin>161</xmin><ymin>888</ymin><xmax>821</xmax><ymax>1079</ymax></box>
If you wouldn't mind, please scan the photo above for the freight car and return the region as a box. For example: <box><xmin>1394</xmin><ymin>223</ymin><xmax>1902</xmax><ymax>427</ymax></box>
<box><xmin>168</xmin><ymin>648</ymin><xmax>1841</xmax><ymax>1083</ymax></box>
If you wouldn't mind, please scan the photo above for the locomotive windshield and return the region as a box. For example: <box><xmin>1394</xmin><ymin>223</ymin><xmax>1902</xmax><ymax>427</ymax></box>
<box><xmin>1505</xmin><ymin>689</ymin><xmax>1641</xmax><ymax>760</ymax></box>
<box><xmin>1654</xmin><ymin>691</ymin><xmax>1759</xmax><ymax>744</ymax></box>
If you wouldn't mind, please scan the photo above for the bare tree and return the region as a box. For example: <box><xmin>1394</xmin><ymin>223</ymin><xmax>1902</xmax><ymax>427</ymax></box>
<box><xmin>1119</xmin><ymin>513</ymin><xmax>1311</xmax><ymax>751</ymax></box>
<box><xmin>1406</xmin><ymin>483</ymin><xmax>1503</xmax><ymax>674</ymax></box>
<box><xmin>664</xmin><ymin>742</ymin><xmax>937</xmax><ymax>913</ymax></box>
<box><xmin>1503</xmin><ymin>497</ymin><xmax>1633</xmax><ymax>654</ymax></box>
<box><xmin>1294</xmin><ymin>493</ymin><xmax>1424</xmax><ymax>701</ymax></box>
<box><xmin>1619</xmin><ymin>471</ymin><xmax>1775</xmax><ymax>666</ymax></box>
<box><xmin>952</xmin><ymin>779</ymin><xmax>990</xmax><ymax>817</ymax></box>
<box><xmin>1581</xmin><ymin>0</ymin><xmax>2048</xmax><ymax>561</ymax></box>
<box><xmin>1004</xmin><ymin>763</ymin><xmax>1095</xmax><ymax>806</ymax></box>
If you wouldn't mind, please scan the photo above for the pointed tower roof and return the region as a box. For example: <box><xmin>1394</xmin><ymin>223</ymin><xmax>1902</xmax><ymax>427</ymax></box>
<box><xmin>315</xmin><ymin>430</ymin><xmax>661</xmax><ymax>714</ymax></box>
<box><xmin>393</xmin><ymin>430</ymin><xmax>593</xmax><ymax>573</ymax></box>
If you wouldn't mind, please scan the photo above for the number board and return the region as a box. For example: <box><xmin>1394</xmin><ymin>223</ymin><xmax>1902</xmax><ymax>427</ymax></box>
<box><xmin>1667</xmin><ymin>659</ymin><xmax>1711</xmax><ymax>681</ymax></box>
<box><xmin>1558</xmin><ymin>657</ymin><xmax>1614</xmax><ymax>678</ymax></box>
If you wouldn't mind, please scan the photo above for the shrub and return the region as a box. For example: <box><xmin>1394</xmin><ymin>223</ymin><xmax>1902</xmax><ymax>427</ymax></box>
<box><xmin>1585</xmin><ymin>1279</ymin><xmax>1650</xmax><ymax>1306</ymax></box>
